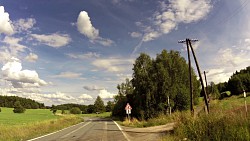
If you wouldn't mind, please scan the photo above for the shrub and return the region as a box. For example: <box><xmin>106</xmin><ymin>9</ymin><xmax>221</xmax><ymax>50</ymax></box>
<box><xmin>0</xmin><ymin>107</ymin><xmax>1</xmax><ymax>112</ymax></box>
<box><xmin>70</xmin><ymin>107</ymin><xmax>81</xmax><ymax>114</ymax></box>
<box><xmin>13</xmin><ymin>101</ymin><xmax>26</xmax><ymax>113</ymax></box>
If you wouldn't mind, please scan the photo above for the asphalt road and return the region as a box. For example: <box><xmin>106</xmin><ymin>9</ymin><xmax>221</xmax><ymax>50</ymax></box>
<box><xmin>28</xmin><ymin>118</ymin><xmax>129</xmax><ymax>141</ymax></box>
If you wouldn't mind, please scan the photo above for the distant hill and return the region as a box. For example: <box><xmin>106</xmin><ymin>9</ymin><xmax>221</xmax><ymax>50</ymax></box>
<box><xmin>0</xmin><ymin>95</ymin><xmax>45</xmax><ymax>109</ymax></box>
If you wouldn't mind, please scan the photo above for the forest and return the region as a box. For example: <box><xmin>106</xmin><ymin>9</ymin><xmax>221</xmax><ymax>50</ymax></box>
<box><xmin>0</xmin><ymin>95</ymin><xmax>45</xmax><ymax>109</ymax></box>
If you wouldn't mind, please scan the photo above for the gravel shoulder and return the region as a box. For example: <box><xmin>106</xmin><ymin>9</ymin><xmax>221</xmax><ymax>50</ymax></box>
<box><xmin>120</xmin><ymin>122</ymin><xmax>175</xmax><ymax>141</ymax></box>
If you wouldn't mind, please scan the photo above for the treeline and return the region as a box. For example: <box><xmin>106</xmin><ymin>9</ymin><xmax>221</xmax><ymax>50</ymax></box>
<box><xmin>216</xmin><ymin>66</ymin><xmax>250</xmax><ymax>95</ymax></box>
<box><xmin>54</xmin><ymin>96</ymin><xmax>114</xmax><ymax>114</ymax></box>
<box><xmin>112</xmin><ymin>50</ymin><xmax>201</xmax><ymax>120</ymax></box>
<box><xmin>0</xmin><ymin>95</ymin><xmax>45</xmax><ymax>109</ymax></box>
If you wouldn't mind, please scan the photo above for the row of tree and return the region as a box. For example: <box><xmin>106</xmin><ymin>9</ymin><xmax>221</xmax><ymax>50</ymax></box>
<box><xmin>216</xmin><ymin>66</ymin><xmax>250</xmax><ymax>95</ymax></box>
<box><xmin>0</xmin><ymin>95</ymin><xmax>45</xmax><ymax>109</ymax></box>
<box><xmin>53</xmin><ymin>96</ymin><xmax>114</xmax><ymax>114</ymax></box>
<box><xmin>112</xmin><ymin>50</ymin><xmax>201</xmax><ymax>119</ymax></box>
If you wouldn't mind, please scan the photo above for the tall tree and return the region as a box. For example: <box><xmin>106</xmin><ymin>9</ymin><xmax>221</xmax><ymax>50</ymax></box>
<box><xmin>94</xmin><ymin>96</ymin><xmax>105</xmax><ymax>113</ymax></box>
<box><xmin>113</xmin><ymin>50</ymin><xmax>201</xmax><ymax>119</ymax></box>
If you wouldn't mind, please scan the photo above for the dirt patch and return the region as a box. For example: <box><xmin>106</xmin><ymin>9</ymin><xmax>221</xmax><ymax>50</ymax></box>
<box><xmin>121</xmin><ymin>122</ymin><xmax>175</xmax><ymax>141</ymax></box>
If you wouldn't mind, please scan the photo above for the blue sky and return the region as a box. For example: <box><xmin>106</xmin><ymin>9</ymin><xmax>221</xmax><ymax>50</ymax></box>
<box><xmin>0</xmin><ymin>0</ymin><xmax>249</xmax><ymax>106</ymax></box>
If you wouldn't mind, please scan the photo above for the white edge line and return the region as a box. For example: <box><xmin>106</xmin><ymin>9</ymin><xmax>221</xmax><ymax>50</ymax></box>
<box><xmin>27</xmin><ymin>121</ymin><xmax>86</xmax><ymax>141</ymax></box>
<box><xmin>113</xmin><ymin>120</ymin><xmax>130</xmax><ymax>141</ymax></box>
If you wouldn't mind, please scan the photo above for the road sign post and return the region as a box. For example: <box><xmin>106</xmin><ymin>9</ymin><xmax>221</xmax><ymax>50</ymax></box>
<box><xmin>125</xmin><ymin>103</ymin><xmax>132</xmax><ymax>122</ymax></box>
<box><xmin>244</xmin><ymin>90</ymin><xmax>247</xmax><ymax>116</ymax></box>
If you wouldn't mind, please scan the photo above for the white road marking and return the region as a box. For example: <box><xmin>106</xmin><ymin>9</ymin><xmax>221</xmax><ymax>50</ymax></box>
<box><xmin>27</xmin><ymin>121</ymin><xmax>86</xmax><ymax>141</ymax></box>
<box><xmin>102</xmin><ymin>121</ymin><xmax>108</xmax><ymax>141</ymax></box>
<box><xmin>113</xmin><ymin>120</ymin><xmax>130</xmax><ymax>141</ymax></box>
<box><xmin>60</xmin><ymin>121</ymin><xmax>92</xmax><ymax>138</ymax></box>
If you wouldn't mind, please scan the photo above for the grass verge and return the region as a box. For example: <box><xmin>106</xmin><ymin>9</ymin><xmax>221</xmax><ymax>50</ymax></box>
<box><xmin>82</xmin><ymin>112</ymin><xmax>111</xmax><ymax>118</ymax></box>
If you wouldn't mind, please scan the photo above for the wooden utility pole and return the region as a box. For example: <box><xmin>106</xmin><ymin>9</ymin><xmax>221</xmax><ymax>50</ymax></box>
<box><xmin>178</xmin><ymin>39</ymin><xmax>194</xmax><ymax>115</ymax></box>
<box><xmin>188</xmin><ymin>40</ymin><xmax>209</xmax><ymax>114</ymax></box>
<box><xmin>204</xmin><ymin>71</ymin><xmax>208</xmax><ymax>95</ymax></box>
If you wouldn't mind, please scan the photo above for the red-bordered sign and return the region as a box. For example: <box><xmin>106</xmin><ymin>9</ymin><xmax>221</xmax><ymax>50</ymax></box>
<box><xmin>125</xmin><ymin>103</ymin><xmax>132</xmax><ymax>110</ymax></box>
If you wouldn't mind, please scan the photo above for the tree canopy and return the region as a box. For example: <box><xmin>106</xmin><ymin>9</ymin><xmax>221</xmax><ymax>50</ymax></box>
<box><xmin>0</xmin><ymin>95</ymin><xmax>45</xmax><ymax>109</ymax></box>
<box><xmin>112</xmin><ymin>50</ymin><xmax>200</xmax><ymax>119</ymax></box>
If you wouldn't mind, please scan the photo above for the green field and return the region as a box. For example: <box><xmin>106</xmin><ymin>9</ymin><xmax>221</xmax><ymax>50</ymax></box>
<box><xmin>0</xmin><ymin>108</ymin><xmax>83</xmax><ymax>141</ymax></box>
<box><xmin>0</xmin><ymin>108</ymin><xmax>60</xmax><ymax>125</ymax></box>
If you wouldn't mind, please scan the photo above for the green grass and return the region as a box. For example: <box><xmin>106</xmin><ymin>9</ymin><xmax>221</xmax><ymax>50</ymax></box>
<box><xmin>0</xmin><ymin>107</ymin><xmax>83</xmax><ymax>141</ymax></box>
<box><xmin>0</xmin><ymin>108</ymin><xmax>60</xmax><ymax>125</ymax></box>
<box><xmin>82</xmin><ymin>112</ymin><xmax>111</xmax><ymax>118</ymax></box>
<box><xmin>164</xmin><ymin>94</ymin><xmax>250</xmax><ymax>141</ymax></box>
<box><xmin>209</xmin><ymin>94</ymin><xmax>250</xmax><ymax>111</ymax></box>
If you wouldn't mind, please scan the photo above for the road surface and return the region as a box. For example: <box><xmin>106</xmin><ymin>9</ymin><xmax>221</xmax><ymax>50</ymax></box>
<box><xmin>28</xmin><ymin>117</ymin><xmax>129</xmax><ymax>141</ymax></box>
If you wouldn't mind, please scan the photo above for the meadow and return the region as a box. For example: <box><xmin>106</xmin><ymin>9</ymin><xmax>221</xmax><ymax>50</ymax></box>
<box><xmin>0</xmin><ymin>108</ymin><xmax>83</xmax><ymax>141</ymax></box>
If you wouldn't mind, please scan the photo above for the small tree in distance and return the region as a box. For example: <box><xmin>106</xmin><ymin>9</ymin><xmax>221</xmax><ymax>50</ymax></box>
<box><xmin>13</xmin><ymin>101</ymin><xmax>26</xmax><ymax>113</ymax></box>
<box><xmin>94</xmin><ymin>96</ymin><xmax>105</xmax><ymax>113</ymax></box>
<box><xmin>50</xmin><ymin>105</ymin><xmax>57</xmax><ymax>115</ymax></box>
<box><xmin>70</xmin><ymin>107</ymin><xmax>81</xmax><ymax>114</ymax></box>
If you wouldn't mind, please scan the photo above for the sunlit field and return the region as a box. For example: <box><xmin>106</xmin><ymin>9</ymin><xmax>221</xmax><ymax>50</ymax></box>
<box><xmin>0</xmin><ymin>108</ymin><xmax>83</xmax><ymax>141</ymax></box>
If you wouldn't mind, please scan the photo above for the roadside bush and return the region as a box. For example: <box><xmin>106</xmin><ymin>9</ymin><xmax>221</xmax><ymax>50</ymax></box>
<box><xmin>70</xmin><ymin>107</ymin><xmax>81</xmax><ymax>114</ymax></box>
<box><xmin>0</xmin><ymin>107</ymin><xmax>1</xmax><ymax>112</ymax></box>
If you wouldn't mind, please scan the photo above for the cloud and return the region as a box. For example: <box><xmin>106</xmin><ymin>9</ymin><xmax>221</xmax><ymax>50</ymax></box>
<box><xmin>206</xmin><ymin>40</ymin><xmax>250</xmax><ymax>83</ymax></box>
<box><xmin>67</xmin><ymin>52</ymin><xmax>100</xmax><ymax>59</ymax></box>
<box><xmin>30</xmin><ymin>33</ymin><xmax>71</xmax><ymax>48</ymax></box>
<box><xmin>0</xmin><ymin>6</ymin><xmax>14</xmax><ymax>35</ymax></box>
<box><xmin>3</xmin><ymin>36</ymin><xmax>26</xmax><ymax>53</ymax></box>
<box><xmin>0</xmin><ymin>48</ymin><xmax>12</xmax><ymax>63</ymax></box>
<box><xmin>25</xmin><ymin>53</ymin><xmax>38</xmax><ymax>62</ymax></box>
<box><xmin>76</xmin><ymin>11</ymin><xmax>114</xmax><ymax>46</ymax></box>
<box><xmin>145</xmin><ymin>0</ymin><xmax>211</xmax><ymax>41</ymax></box>
<box><xmin>98</xmin><ymin>89</ymin><xmax>116</xmax><ymax>100</ymax></box>
<box><xmin>130</xmin><ymin>32</ymin><xmax>142</xmax><ymax>38</ymax></box>
<box><xmin>83</xmin><ymin>85</ymin><xmax>104</xmax><ymax>91</ymax></box>
<box><xmin>77</xmin><ymin>11</ymin><xmax>99</xmax><ymax>40</ymax></box>
<box><xmin>0</xmin><ymin>88</ymin><xmax>89</xmax><ymax>105</ymax></box>
<box><xmin>92</xmin><ymin>58</ymin><xmax>133</xmax><ymax>72</ymax></box>
<box><xmin>53</xmin><ymin>72</ymin><xmax>83</xmax><ymax>79</ymax></box>
<box><xmin>79</xmin><ymin>94</ymin><xmax>93</xmax><ymax>100</ymax></box>
<box><xmin>1</xmin><ymin>57</ymin><xmax>47</xmax><ymax>88</ymax></box>
<box><xmin>13</xmin><ymin>18</ymin><xmax>36</xmax><ymax>33</ymax></box>
<box><xmin>132</xmin><ymin>0</ymin><xmax>212</xmax><ymax>53</ymax></box>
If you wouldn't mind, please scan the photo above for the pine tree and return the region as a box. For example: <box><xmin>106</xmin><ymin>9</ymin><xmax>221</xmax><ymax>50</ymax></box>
<box><xmin>94</xmin><ymin>96</ymin><xmax>105</xmax><ymax>113</ymax></box>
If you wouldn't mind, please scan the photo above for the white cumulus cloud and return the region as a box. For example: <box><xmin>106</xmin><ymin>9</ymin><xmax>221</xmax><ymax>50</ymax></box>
<box><xmin>76</xmin><ymin>11</ymin><xmax>114</xmax><ymax>46</ymax></box>
<box><xmin>31</xmin><ymin>33</ymin><xmax>71</xmax><ymax>48</ymax></box>
<box><xmin>98</xmin><ymin>89</ymin><xmax>116</xmax><ymax>100</ymax></box>
<box><xmin>1</xmin><ymin>57</ymin><xmax>47</xmax><ymax>88</ymax></box>
<box><xmin>0</xmin><ymin>6</ymin><xmax>14</xmax><ymax>35</ymax></box>
<box><xmin>79</xmin><ymin>94</ymin><xmax>93</xmax><ymax>100</ymax></box>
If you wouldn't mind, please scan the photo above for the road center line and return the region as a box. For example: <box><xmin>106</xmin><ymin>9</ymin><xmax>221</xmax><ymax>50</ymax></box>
<box><xmin>102</xmin><ymin>121</ymin><xmax>108</xmax><ymax>141</ymax></box>
<box><xmin>60</xmin><ymin>121</ymin><xmax>92</xmax><ymax>138</ymax></box>
<box><xmin>113</xmin><ymin>120</ymin><xmax>130</xmax><ymax>141</ymax></box>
